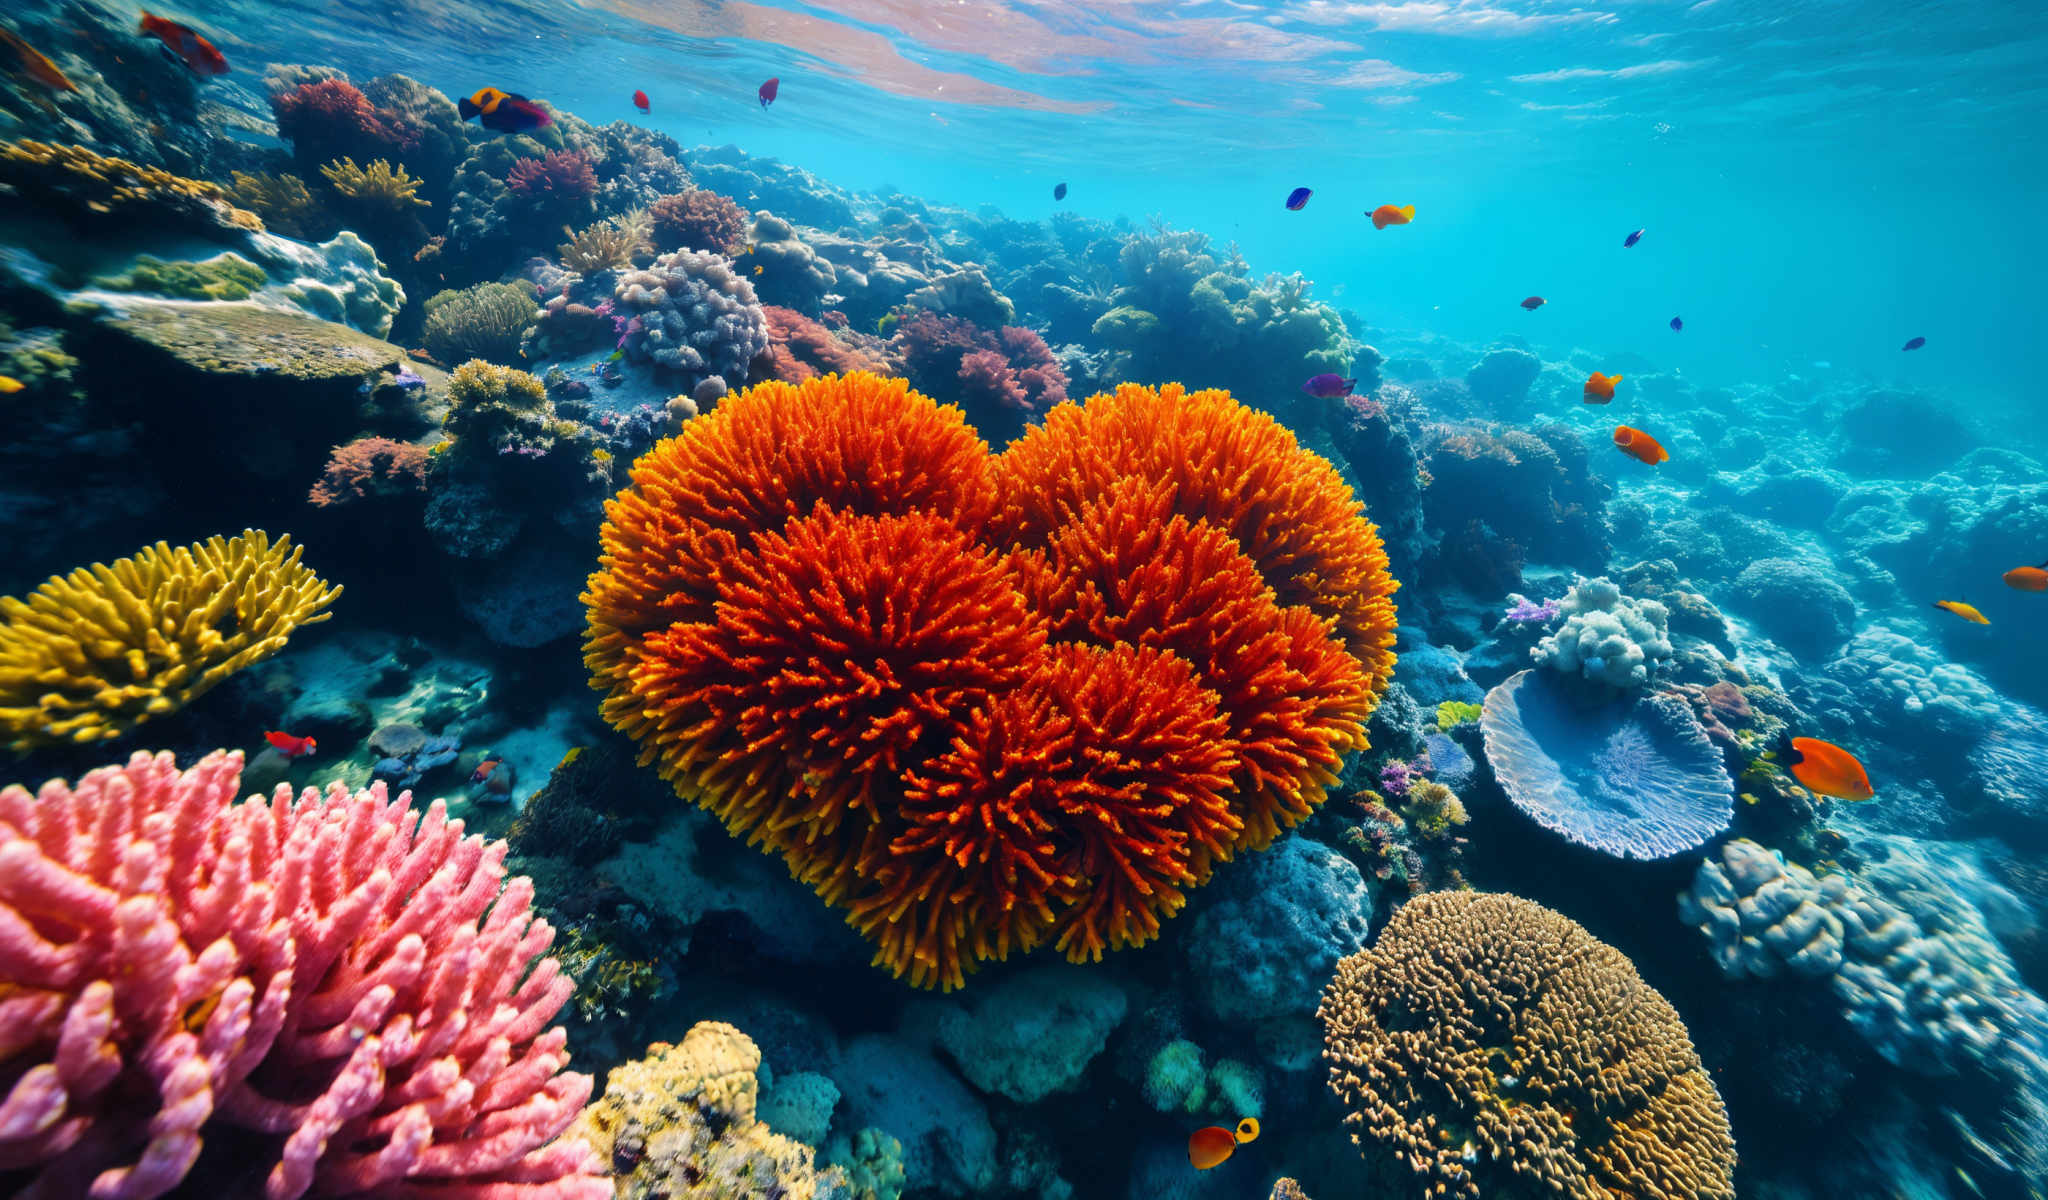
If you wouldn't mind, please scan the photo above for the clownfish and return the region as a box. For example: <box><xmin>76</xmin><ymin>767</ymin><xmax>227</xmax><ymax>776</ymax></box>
<box><xmin>1370</xmin><ymin>203</ymin><xmax>1415</xmax><ymax>229</ymax></box>
<box><xmin>1583</xmin><ymin>371</ymin><xmax>1622</xmax><ymax>403</ymax></box>
<box><xmin>1932</xmin><ymin>599</ymin><xmax>1989</xmax><ymax>625</ymax></box>
<box><xmin>458</xmin><ymin>87</ymin><xmax>553</xmax><ymax>133</ymax></box>
<box><xmin>1613</xmin><ymin>425</ymin><xmax>1669</xmax><ymax>465</ymax></box>
<box><xmin>2002</xmin><ymin>562</ymin><xmax>2047</xmax><ymax>592</ymax></box>
<box><xmin>264</xmin><ymin>730</ymin><xmax>317</xmax><ymax>758</ymax></box>
<box><xmin>1188</xmin><ymin>1117</ymin><xmax>1260</xmax><ymax>1170</ymax></box>
<box><xmin>633</xmin><ymin>89</ymin><xmax>650</xmax><ymax>113</ymax></box>
<box><xmin>139</xmin><ymin>12</ymin><xmax>228</xmax><ymax>76</ymax></box>
<box><xmin>1784</xmin><ymin>736</ymin><xmax>1874</xmax><ymax>802</ymax></box>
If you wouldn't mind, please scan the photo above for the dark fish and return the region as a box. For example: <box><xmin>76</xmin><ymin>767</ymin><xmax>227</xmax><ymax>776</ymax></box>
<box><xmin>759</xmin><ymin>76</ymin><xmax>779</xmax><ymax>108</ymax></box>
<box><xmin>1902</xmin><ymin>336</ymin><xmax>1926</xmax><ymax>351</ymax></box>
<box><xmin>633</xmin><ymin>88</ymin><xmax>650</xmax><ymax>113</ymax></box>
<box><xmin>1520</xmin><ymin>296</ymin><xmax>1545</xmax><ymax>310</ymax></box>
<box><xmin>1053</xmin><ymin>181</ymin><xmax>1067</xmax><ymax>201</ymax></box>
<box><xmin>1670</xmin><ymin>316</ymin><xmax>1683</xmax><ymax>332</ymax></box>
<box><xmin>1301</xmin><ymin>373</ymin><xmax>1356</xmax><ymax>399</ymax></box>
<box><xmin>1623</xmin><ymin>228</ymin><xmax>1644</xmax><ymax>247</ymax></box>
<box><xmin>1285</xmin><ymin>186</ymin><xmax>1312</xmax><ymax>211</ymax></box>
<box><xmin>458</xmin><ymin>87</ymin><xmax>552</xmax><ymax>133</ymax></box>
<box><xmin>140</xmin><ymin>11</ymin><xmax>227</xmax><ymax>76</ymax></box>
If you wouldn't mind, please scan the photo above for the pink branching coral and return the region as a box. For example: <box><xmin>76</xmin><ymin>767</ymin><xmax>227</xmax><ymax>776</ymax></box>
<box><xmin>893</xmin><ymin>311</ymin><xmax>1067</xmax><ymax>440</ymax></box>
<box><xmin>753</xmin><ymin>305</ymin><xmax>895</xmax><ymax>384</ymax></box>
<box><xmin>507</xmin><ymin>151</ymin><xmax>598</xmax><ymax>207</ymax></box>
<box><xmin>0</xmin><ymin>749</ymin><xmax>609</xmax><ymax>1199</ymax></box>
<box><xmin>271</xmin><ymin>79</ymin><xmax>422</xmax><ymax>163</ymax></box>
<box><xmin>308</xmin><ymin>437</ymin><xmax>430</xmax><ymax>507</ymax></box>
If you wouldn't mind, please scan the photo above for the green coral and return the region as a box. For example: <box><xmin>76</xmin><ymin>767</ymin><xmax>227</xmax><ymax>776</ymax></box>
<box><xmin>1207</xmin><ymin>1058</ymin><xmax>1264</xmax><ymax>1119</ymax></box>
<box><xmin>1402</xmin><ymin>779</ymin><xmax>1469</xmax><ymax>838</ymax></box>
<box><xmin>825</xmin><ymin>1128</ymin><xmax>906</xmax><ymax>1200</ymax></box>
<box><xmin>1436</xmin><ymin>700</ymin><xmax>1483</xmax><ymax>731</ymax></box>
<box><xmin>424</xmin><ymin>280</ymin><xmax>537</xmax><ymax>366</ymax></box>
<box><xmin>1090</xmin><ymin>304</ymin><xmax>1162</xmax><ymax>346</ymax></box>
<box><xmin>1143</xmin><ymin>1039</ymin><xmax>1207</xmax><ymax>1113</ymax></box>
<box><xmin>95</xmin><ymin>253</ymin><xmax>268</xmax><ymax>301</ymax></box>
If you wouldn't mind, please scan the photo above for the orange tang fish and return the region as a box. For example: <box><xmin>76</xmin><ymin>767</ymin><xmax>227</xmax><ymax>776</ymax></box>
<box><xmin>1583</xmin><ymin>371</ymin><xmax>1622</xmax><ymax>403</ymax></box>
<box><xmin>1612</xmin><ymin>425</ymin><xmax>1669</xmax><ymax>465</ymax></box>
<box><xmin>1370</xmin><ymin>204</ymin><xmax>1415</xmax><ymax>230</ymax></box>
<box><xmin>1932</xmin><ymin>599</ymin><xmax>1989</xmax><ymax>624</ymax></box>
<box><xmin>1188</xmin><ymin>1117</ymin><xmax>1260</xmax><ymax>1170</ymax></box>
<box><xmin>139</xmin><ymin>11</ymin><xmax>228</xmax><ymax>76</ymax></box>
<box><xmin>1785</xmin><ymin>737</ymin><xmax>1874</xmax><ymax>801</ymax></box>
<box><xmin>2003</xmin><ymin>562</ymin><xmax>2048</xmax><ymax>592</ymax></box>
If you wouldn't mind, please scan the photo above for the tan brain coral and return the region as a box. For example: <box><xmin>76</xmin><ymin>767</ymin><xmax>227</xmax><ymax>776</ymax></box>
<box><xmin>1317</xmin><ymin>890</ymin><xmax>1736</xmax><ymax>1200</ymax></box>
<box><xmin>0</xmin><ymin>530</ymin><xmax>341</xmax><ymax>751</ymax></box>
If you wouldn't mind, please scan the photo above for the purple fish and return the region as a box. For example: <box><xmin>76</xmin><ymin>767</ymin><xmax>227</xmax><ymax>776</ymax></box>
<box><xmin>1301</xmin><ymin>373</ymin><xmax>1356</xmax><ymax>399</ymax></box>
<box><xmin>1285</xmin><ymin>186</ymin><xmax>1313</xmax><ymax>211</ymax></box>
<box><xmin>1902</xmin><ymin>336</ymin><xmax>1926</xmax><ymax>351</ymax></box>
<box><xmin>1623</xmin><ymin>228</ymin><xmax>1644</xmax><ymax>247</ymax></box>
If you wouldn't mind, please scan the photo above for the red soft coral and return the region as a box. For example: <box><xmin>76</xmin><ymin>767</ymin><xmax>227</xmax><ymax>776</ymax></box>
<box><xmin>648</xmin><ymin>188</ymin><xmax>748</xmax><ymax>255</ymax></box>
<box><xmin>506</xmin><ymin>151</ymin><xmax>598</xmax><ymax>207</ymax></box>
<box><xmin>893</xmin><ymin>311</ymin><xmax>1067</xmax><ymax>443</ymax></box>
<box><xmin>307</xmin><ymin>437</ymin><xmax>429</xmax><ymax>507</ymax></box>
<box><xmin>271</xmin><ymin>78</ymin><xmax>421</xmax><ymax>163</ymax></box>
<box><xmin>754</xmin><ymin>305</ymin><xmax>895</xmax><ymax>384</ymax></box>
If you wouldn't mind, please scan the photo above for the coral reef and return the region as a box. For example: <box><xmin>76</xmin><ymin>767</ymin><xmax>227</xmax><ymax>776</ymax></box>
<box><xmin>1183</xmin><ymin>835</ymin><xmax>1372</xmax><ymax>1025</ymax></box>
<box><xmin>1727</xmin><ymin>556</ymin><xmax>1860</xmax><ymax>660</ymax></box>
<box><xmin>748</xmin><ymin>211</ymin><xmax>837</xmax><ymax>312</ymax></box>
<box><xmin>269</xmin><ymin>77</ymin><xmax>422</xmax><ymax>176</ymax></box>
<box><xmin>649</xmin><ymin>187</ymin><xmax>749</xmax><ymax>254</ymax></box>
<box><xmin>0</xmin><ymin>139</ymin><xmax>263</xmax><ymax>239</ymax></box>
<box><xmin>613</xmin><ymin>248</ymin><xmax>770</xmax><ymax>397</ymax></box>
<box><xmin>754</xmin><ymin>305</ymin><xmax>895</xmax><ymax>383</ymax></box>
<box><xmin>1531</xmin><ymin>575</ymin><xmax>1672</xmax><ymax>689</ymax></box>
<box><xmin>1419</xmin><ymin>423</ymin><xmax>1610</xmax><ymax>589</ymax></box>
<box><xmin>94</xmin><ymin>252</ymin><xmax>268</xmax><ymax>301</ymax></box>
<box><xmin>0</xmin><ymin>749</ymin><xmax>607</xmax><ymax>1198</ymax></box>
<box><xmin>1319</xmin><ymin>890</ymin><xmax>1737</xmax><ymax>1199</ymax></box>
<box><xmin>229</xmin><ymin>171</ymin><xmax>331</xmax><ymax>241</ymax></box>
<box><xmin>893</xmin><ymin>310</ymin><xmax>1067</xmax><ymax>442</ymax></box>
<box><xmin>307</xmin><ymin>436</ymin><xmax>430</xmax><ymax>507</ymax></box>
<box><xmin>933</xmin><ymin>966</ymin><xmax>1128</xmax><ymax>1103</ymax></box>
<box><xmin>508</xmin><ymin>149</ymin><xmax>600</xmax><ymax>219</ymax></box>
<box><xmin>1481</xmin><ymin>668</ymin><xmax>1735</xmax><ymax>859</ymax></box>
<box><xmin>1464</xmin><ymin>345</ymin><xmax>1543</xmax><ymax>414</ymax></box>
<box><xmin>423</xmin><ymin>280</ymin><xmax>538</xmax><ymax>366</ymax></box>
<box><xmin>558</xmin><ymin>210</ymin><xmax>651</xmax><ymax>273</ymax></box>
<box><xmin>0</xmin><ymin>531</ymin><xmax>339</xmax><ymax>752</ymax></box>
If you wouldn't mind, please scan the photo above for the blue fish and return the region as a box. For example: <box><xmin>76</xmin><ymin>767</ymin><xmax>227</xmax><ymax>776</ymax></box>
<box><xmin>1669</xmin><ymin>316</ymin><xmax>1683</xmax><ymax>332</ymax></box>
<box><xmin>1053</xmin><ymin>181</ymin><xmax>1067</xmax><ymax>201</ymax></box>
<box><xmin>1285</xmin><ymin>187</ymin><xmax>1313</xmax><ymax>211</ymax></box>
<box><xmin>1902</xmin><ymin>336</ymin><xmax>1926</xmax><ymax>351</ymax></box>
<box><xmin>1623</xmin><ymin>228</ymin><xmax>1644</xmax><ymax>247</ymax></box>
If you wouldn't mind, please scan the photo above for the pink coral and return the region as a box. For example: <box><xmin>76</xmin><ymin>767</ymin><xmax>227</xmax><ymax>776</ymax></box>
<box><xmin>892</xmin><ymin>311</ymin><xmax>1067</xmax><ymax>440</ymax></box>
<box><xmin>506</xmin><ymin>152</ymin><xmax>597</xmax><ymax>207</ymax></box>
<box><xmin>308</xmin><ymin>437</ymin><xmax>430</xmax><ymax>508</ymax></box>
<box><xmin>753</xmin><ymin>305</ymin><xmax>895</xmax><ymax>384</ymax></box>
<box><xmin>271</xmin><ymin>79</ymin><xmax>422</xmax><ymax>161</ymax></box>
<box><xmin>0</xmin><ymin>750</ymin><xmax>609</xmax><ymax>1200</ymax></box>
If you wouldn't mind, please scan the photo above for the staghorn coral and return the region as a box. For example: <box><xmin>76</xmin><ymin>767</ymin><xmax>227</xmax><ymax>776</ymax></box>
<box><xmin>558</xmin><ymin>210</ymin><xmax>650</xmax><ymax>273</ymax></box>
<box><xmin>0</xmin><ymin>139</ymin><xmax>262</xmax><ymax>238</ymax></box>
<box><xmin>612</xmin><ymin>248</ymin><xmax>770</xmax><ymax>397</ymax></box>
<box><xmin>567</xmin><ymin>1021</ymin><xmax>863</xmax><ymax>1200</ymax></box>
<box><xmin>307</xmin><ymin>436</ymin><xmax>430</xmax><ymax>507</ymax></box>
<box><xmin>648</xmin><ymin>187</ymin><xmax>748</xmax><ymax>254</ymax></box>
<box><xmin>0</xmin><ymin>749</ymin><xmax>608</xmax><ymax>1199</ymax></box>
<box><xmin>1319</xmin><ymin>890</ymin><xmax>1737</xmax><ymax>1200</ymax></box>
<box><xmin>994</xmin><ymin>380</ymin><xmax>1399</xmax><ymax>673</ymax></box>
<box><xmin>1480</xmin><ymin>668</ymin><xmax>1734</xmax><ymax>860</ymax></box>
<box><xmin>423</xmin><ymin>281</ymin><xmax>537</xmax><ymax>366</ymax></box>
<box><xmin>317</xmin><ymin>156</ymin><xmax>428</xmax><ymax>212</ymax></box>
<box><xmin>0</xmin><ymin>531</ymin><xmax>340</xmax><ymax>752</ymax></box>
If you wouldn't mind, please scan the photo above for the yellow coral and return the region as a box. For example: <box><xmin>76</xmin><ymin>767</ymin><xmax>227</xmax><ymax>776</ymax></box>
<box><xmin>319</xmin><ymin>156</ymin><xmax>428</xmax><ymax>211</ymax></box>
<box><xmin>230</xmin><ymin>170</ymin><xmax>322</xmax><ymax>239</ymax></box>
<box><xmin>1401</xmin><ymin>778</ymin><xmax>1468</xmax><ymax>836</ymax></box>
<box><xmin>0</xmin><ymin>530</ymin><xmax>341</xmax><ymax>752</ymax></box>
<box><xmin>0</xmin><ymin>139</ymin><xmax>262</xmax><ymax>233</ymax></box>
<box><xmin>558</xmin><ymin>210</ymin><xmax>650</xmax><ymax>273</ymax></box>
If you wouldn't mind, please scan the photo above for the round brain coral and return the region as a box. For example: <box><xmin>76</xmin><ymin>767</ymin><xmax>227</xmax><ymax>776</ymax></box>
<box><xmin>994</xmin><ymin>380</ymin><xmax>1398</xmax><ymax>679</ymax></box>
<box><xmin>1318</xmin><ymin>890</ymin><xmax>1737</xmax><ymax>1200</ymax></box>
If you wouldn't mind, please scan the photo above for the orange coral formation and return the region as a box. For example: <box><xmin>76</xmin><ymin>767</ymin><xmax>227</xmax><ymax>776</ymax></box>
<box><xmin>1318</xmin><ymin>891</ymin><xmax>1737</xmax><ymax>1200</ymax></box>
<box><xmin>994</xmin><ymin>381</ymin><xmax>1398</xmax><ymax>679</ymax></box>
<box><xmin>586</xmin><ymin>371</ymin><xmax>1400</xmax><ymax>989</ymax></box>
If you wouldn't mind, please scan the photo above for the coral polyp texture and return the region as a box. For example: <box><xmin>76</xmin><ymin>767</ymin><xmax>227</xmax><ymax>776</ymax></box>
<box><xmin>0</xmin><ymin>531</ymin><xmax>341</xmax><ymax>752</ymax></box>
<box><xmin>0</xmin><ymin>139</ymin><xmax>263</xmax><ymax>238</ymax></box>
<box><xmin>1318</xmin><ymin>890</ymin><xmax>1737</xmax><ymax>1200</ymax></box>
<box><xmin>0</xmin><ymin>749</ymin><xmax>609</xmax><ymax>1199</ymax></box>
<box><xmin>585</xmin><ymin>371</ymin><xmax>1398</xmax><ymax>988</ymax></box>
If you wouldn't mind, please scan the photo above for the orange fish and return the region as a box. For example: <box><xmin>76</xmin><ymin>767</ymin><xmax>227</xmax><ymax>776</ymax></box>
<box><xmin>1613</xmin><ymin>425</ymin><xmax>1668</xmax><ymax>465</ymax></box>
<box><xmin>2003</xmin><ymin>562</ymin><xmax>2048</xmax><ymax>592</ymax></box>
<box><xmin>1932</xmin><ymin>599</ymin><xmax>1989</xmax><ymax>625</ymax></box>
<box><xmin>263</xmin><ymin>730</ymin><xmax>316</xmax><ymax>758</ymax></box>
<box><xmin>0</xmin><ymin>28</ymin><xmax>77</xmax><ymax>92</ymax></box>
<box><xmin>1369</xmin><ymin>204</ymin><xmax>1415</xmax><ymax>230</ymax></box>
<box><xmin>471</xmin><ymin>756</ymin><xmax>504</xmax><ymax>783</ymax></box>
<box><xmin>1785</xmin><ymin>737</ymin><xmax>1874</xmax><ymax>801</ymax></box>
<box><xmin>139</xmin><ymin>12</ymin><xmax>228</xmax><ymax>76</ymax></box>
<box><xmin>1188</xmin><ymin>1117</ymin><xmax>1260</xmax><ymax>1170</ymax></box>
<box><xmin>1583</xmin><ymin>371</ymin><xmax>1622</xmax><ymax>403</ymax></box>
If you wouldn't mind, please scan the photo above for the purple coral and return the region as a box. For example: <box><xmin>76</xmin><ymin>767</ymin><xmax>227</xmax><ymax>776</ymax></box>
<box><xmin>1378</xmin><ymin>757</ymin><xmax>1427</xmax><ymax>799</ymax></box>
<box><xmin>1503</xmin><ymin>595</ymin><xmax>1562</xmax><ymax>625</ymax></box>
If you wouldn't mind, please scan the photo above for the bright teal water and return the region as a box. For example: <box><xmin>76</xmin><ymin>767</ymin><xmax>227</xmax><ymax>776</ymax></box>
<box><xmin>217</xmin><ymin>0</ymin><xmax>2047</xmax><ymax>421</ymax></box>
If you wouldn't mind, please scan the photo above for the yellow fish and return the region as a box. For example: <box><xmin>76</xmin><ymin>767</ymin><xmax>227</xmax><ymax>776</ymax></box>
<box><xmin>1933</xmin><ymin>599</ymin><xmax>1989</xmax><ymax>625</ymax></box>
<box><xmin>753</xmin><ymin>265</ymin><xmax>763</xmax><ymax>275</ymax></box>
<box><xmin>0</xmin><ymin>375</ymin><xmax>23</xmax><ymax>394</ymax></box>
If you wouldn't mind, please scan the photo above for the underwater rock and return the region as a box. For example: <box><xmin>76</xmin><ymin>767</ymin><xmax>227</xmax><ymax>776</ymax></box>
<box><xmin>1184</xmin><ymin>835</ymin><xmax>1373</xmax><ymax>1026</ymax></box>
<box><xmin>1482</xmin><ymin>668</ymin><xmax>1735</xmax><ymax>860</ymax></box>
<box><xmin>749</xmin><ymin>210</ymin><xmax>837</xmax><ymax>311</ymax></box>
<box><xmin>758</xmin><ymin>1069</ymin><xmax>841</xmax><ymax>1149</ymax></box>
<box><xmin>835</xmin><ymin>1033</ymin><xmax>999</xmax><ymax>1197</ymax></box>
<box><xmin>1464</xmin><ymin>345</ymin><xmax>1543</xmax><ymax>413</ymax></box>
<box><xmin>1728</xmin><ymin>556</ymin><xmax>1860</xmax><ymax>660</ymax></box>
<box><xmin>933</xmin><ymin>965</ymin><xmax>1129</xmax><ymax>1104</ymax></box>
<box><xmin>1679</xmin><ymin>839</ymin><xmax>1850</xmax><ymax>977</ymax></box>
<box><xmin>452</xmin><ymin>531</ymin><xmax>590</xmax><ymax>646</ymax></box>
